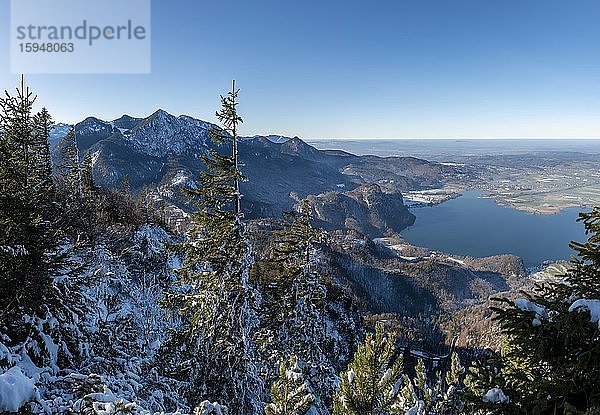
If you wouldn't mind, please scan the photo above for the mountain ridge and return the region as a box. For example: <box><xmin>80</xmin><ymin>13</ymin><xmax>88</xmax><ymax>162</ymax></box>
<box><xmin>49</xmin><ymin>109</ymin><xmax>475</xmax><ymax>236</ymax></box>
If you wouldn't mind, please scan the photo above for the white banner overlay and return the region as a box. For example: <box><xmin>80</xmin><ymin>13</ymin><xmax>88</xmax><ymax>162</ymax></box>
<box><xmin>10</xmin><ymin>0</ymin><xmax>151</xmax><ymax>74</ymax></box>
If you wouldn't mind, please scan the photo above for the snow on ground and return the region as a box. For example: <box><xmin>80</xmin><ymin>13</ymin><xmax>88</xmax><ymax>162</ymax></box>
<box><xmin>530</xmin><ymin>263</ymin><xmax>569</xmax><ymax>282</ymax></box>
<box><xmin>0</xmin><ymin>244</ymin><xmax>28</xmax><ymax>256</ymax></box>
<box><xmin>196</xmin><ymin>401</ymin><xmax>228</xmax><ymax>415</ymax></box>
<box><xmin>0</xmin><ymin>366</ymin><xmax>37</xmax><ymax>412</ymax></box>
<box><xmin>568</xmin><ymin>299</ymin><xmax>600</xmax><ymax>328</ymax></box>
<box><xmin>400</xmin><ymin>256</ymin><xmax>419</xmax><ymax>261</ymax></box>
<box><xmin>483</xmin><ymin>388</ymin><xmax>509</xmax><ymax>404</ymax></box>
<box><xmin>402</xmin><ymin>194</ymin><xmax>434</xmax><ymax>204</ymax></box>
<box><xmin>171</xmin><ymin>171</ymin><xmax>190</xmax><ymax>186</ymax></box>
<box><xmin>447</xmin><ymin>257</ymin><xmax>465</xmax><ymax>266</ymax></box>
<box><xmin>264</xmin><ymin>135</ymin><xmax>290</xmax><ymax>144</ymax></box>
<box><xmin>439</xmin><ymin>162</ymin><xmax>465</xmax><ymax>167</ymax></box>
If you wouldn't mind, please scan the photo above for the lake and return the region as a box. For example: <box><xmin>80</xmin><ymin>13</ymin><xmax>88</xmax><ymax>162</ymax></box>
<box><xmin>401</xmin><ymin>191</ymin><xmax>588</xmax><ymax>269</ymax></box>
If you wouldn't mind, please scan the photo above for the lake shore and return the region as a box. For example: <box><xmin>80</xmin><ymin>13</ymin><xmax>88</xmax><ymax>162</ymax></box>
<box><xmin>400</xmin><ymin>190</ymin><xmax>585</xmax><ymax>268</ymax></box>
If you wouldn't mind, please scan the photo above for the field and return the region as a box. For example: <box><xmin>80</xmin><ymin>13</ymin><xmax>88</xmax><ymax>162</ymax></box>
<box><xmin>439</xmin><ymin>152</ymin><xmax>600</xmax><ymax>214</ymax></box>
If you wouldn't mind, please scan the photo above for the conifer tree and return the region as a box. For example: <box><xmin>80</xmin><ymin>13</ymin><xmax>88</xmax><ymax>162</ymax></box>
<box><xmin>333</xmin><ymin>322</ymin><xmax>405</xmax><ymax>415</ymax></box>
<box><xmin>399</xmin><ymin>358</ymin><xmax>431</xmax><ymax>415</ymax></box>
<box><xmin>0</xmin><ymin>77</ymin><xmax>61</xmax><ymax>322</ymax></box>
<box><xmin>60</xmin><ymin>126</ymin><xmax>82</xmax><ymax>199</ymax></box>
<box><xmin>445</xmin><ymin>352</ymin><xmax>464</xmax><ymax>391</ymax></box>
<box><xmin>0</xmin><ymin>76</ymin><xmax>35</xmax><ymax>192</ymax></box>
<box><xmin>400</xmin><ymin>375</ymin><xmax>418</xmax><ymax>411</ymax></box>
<box><xmin>260</xmin><ymin>199</ymin><xmax>334</xmax><ymax>407</ymax></box>
<box><xmin>469</xmin><ymin>207</ymin><xmax>600</xmax><ymax>414</ymax></box>
<box><xmin>404</xmin><ymin>352</ymin><xmax>467</xmax><ymax>415</ymax></box>
<box><xmin>265</xmin><ymin>356</ymin><xmax>315</xmax><ymax>415</ymax></box>
<box><xmin>273</xmin><ymin>200</ymin><xmax>324</xmax><ymax>268</ymax></box>
<box><xmin>269</xmin><ymin>200</ymin><xmax>327</xmax><ymax>359</ymax></box>
<box><xmin>31</xmin><ymin>107</ymin><xmax>55</xmax><ymax>203</ymax></box>
<box><xmin>0</xmin><ymin>79</ymin><xmax>87</xmax><ymax>382</ymax></box>
<box><xmin>81</xmin><ymin>151</ymin><xmax>95</xmax><ymax>196</ymax></box>
<box><xmin>437</xmin><ymin>352</ymin><xmax>466</xmax><ymax>415</ymax></box>
<box><xmin>194</xmin><ymin>402</ymin><xmax>230</xmax><ymax>415</ymax></box>
<box><xmin>163</xmin><ymin>81</ymin><xmax>263</xmax><ymax>414</ymax></box>
<box><xmin>415</xmin><ymin>358</ymin><xmax>430</xmax><ymax>406</ymax></box>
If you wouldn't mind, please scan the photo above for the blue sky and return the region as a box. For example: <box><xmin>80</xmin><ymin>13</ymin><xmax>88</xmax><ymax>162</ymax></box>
<box><xmin>1</xmin><ymin>0</ymin><xmax>599</xmax><ymax>138</ymax></box>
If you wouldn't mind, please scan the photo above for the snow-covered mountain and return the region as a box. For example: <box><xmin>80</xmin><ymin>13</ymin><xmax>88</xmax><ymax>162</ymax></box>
<box><xmin>120</xmin><ymin>110</ymin><xmax>216</xmax><ymax>158</ymax></box>
<box><xmin>48</xmin><ymin>123</ymin><xmax>72</xmax><ymax>148</ymax></box>
<box><xmin>50</xmin><ymin>110</ymin><xmax>470</xmax><ymax>235</ymax></box>
<box><xmin>51</xmin><ymin>110</ymin><xmax>217</xmax><ymax>158</ymax></box>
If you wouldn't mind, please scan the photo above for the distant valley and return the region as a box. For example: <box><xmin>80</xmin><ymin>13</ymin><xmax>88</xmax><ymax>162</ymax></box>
<box><xmin>309</xmin><ymin>138</ymin><xmax>600</xmax><ymax>215</ymax></box>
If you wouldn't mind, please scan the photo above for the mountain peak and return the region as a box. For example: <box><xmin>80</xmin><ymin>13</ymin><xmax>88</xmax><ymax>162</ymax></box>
<box><xmin>121</xmin><ymin>109</ymin><xmax>213</xmax><ymax>157</ymax></box>
<box><xmin>113</xmin><ymin>114</ymin><xmax>138</xmax><ymax>122</ymax></box>
<box><xmin>280</xmin><ymin>136</ymin><xmax>321</xmax><ymax>160</ymax></box>
<box><xmin>112</xmin><ymin>114</ymin><xmax>143</xmax><ymax>131</ymax></box>
<box><xmin>264</xmin><ymin>135</ymin><xmax>291</xmax><ymax>144</ymax></box>
<box><xmin>79</xmin><ymin>116</ymin><xmax>108</xmax><ymax>125</ymax></box>
<box><xmin>149</xmin><ymin>108</ymin><xmax>172</xmax><ymax>119</ymax></box>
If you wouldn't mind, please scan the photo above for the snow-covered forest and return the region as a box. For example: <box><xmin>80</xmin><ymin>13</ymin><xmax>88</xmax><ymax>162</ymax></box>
<box><xmin>1</xmin><ymin>79</ymin><xmax>599</xmax><ymax>415</ymax></box>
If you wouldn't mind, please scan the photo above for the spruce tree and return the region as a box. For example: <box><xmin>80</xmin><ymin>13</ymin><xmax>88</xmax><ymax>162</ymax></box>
<box><xmin>333</xmin><ymin>322</ymin><xmax>405</xmax><ymax>415</ymax></box>
<box><xmin>265</xmin><ymin>356</ymin><xmax>315</xmax><ymax>415</ymax></box>
<box><xmin>163</xmin><ymin>81</ymin><xmax>263</xmax><ymax>414</ymax></box>
<box><xmin>31</xmin><ymin>107</ymin><xmax>55</xmax><ymax>203</ymax></box>
<box><xmin>438</xmin><ymin>351</ymin><xmax>466</xmax><ymax>415</ymax></box>
<box><xmin>470</xmin><ymin>207</ymin><xmax>600</xmax><ymax>414</ymax></box>
<box><xmin>194</xmin><ymin>401</ymin><xmax>230</xmax><ymax>415</ymax></box>
<box><xmin>60</xmin><ymin>125</ymin><xmax>82</xmax><ymax>200</ymax></box>
<box><xmin>400</xmin><ymin>353</ymin><xmax>467</xmax><ymax>415</ymax></box>
<box><xmin>0</xmin><ymin>77</ymin><xmax>61</xmax><ymax>322</ymax></box>
<box><xmin>0</xmin><ymin>76</ymin><xmax>34</xmax><ymax>192</ymax></box>
<box><xmin>265</xmin><ymin>200</ymin><xmax>330</xmax><ymax>389</ymax></box>
<box><xmin>399</xmin><ymin>358</ymin><xmax>431</xmax><ymax>415</ymax></box>
<box><xmin>0</xmin><ymin>78</ymin><xmax>88</xmax><ymax>382</ymax></box>
<box><xmin>415</xmin><ymin>358</ymin><xmax>430</xmax><ymax>406</ymax></box>
<box><xmin>81</xmin><ymin>151</ymin><xmax>96</xmax><ymax>197</ymax></box>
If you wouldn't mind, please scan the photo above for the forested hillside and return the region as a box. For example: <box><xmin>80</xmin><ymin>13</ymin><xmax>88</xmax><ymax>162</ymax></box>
<box><xmin>1</xmin><ymin>79</ymin><xmax>599</xmax><ymax>415</ymax></box>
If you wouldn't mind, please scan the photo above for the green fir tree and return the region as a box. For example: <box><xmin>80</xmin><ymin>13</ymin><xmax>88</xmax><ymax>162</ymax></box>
<box><xmin>30</xmin><ymin>107</ymin><xmax>55</xmax><ymax>203</ymax></box>
<box><xmin>0</xmin><ymin>77</ymin><xmax>61</xmax><ymax>322</ymax></box>
<box><xmin>59</xmin><ymin>125</ymin><xmax>82</xmax><ymax>199</ymax></box>
<box><xmin>163</xmin><ymin>81</ymin><xmax>263</xmax><ymax>414</ymax></box>
<box><xmin>438</xmin><ymin>351</ymin><xmax>466</xmax><ymax>415</ymax></box>
<box><xmin>0</xmin><ymin>78</ymin><xmax>84</xmax><ymax>379</ymax></box>
<box><xmin>265</xmin><ymin>356</ymin><xmax>315</xmax><ymax>415</ymax></box>
<box><xmin>267</xmin><ymin>200</ymin><xmax>329</xmax><ymax>378</ymax></box>
<box><xmin>333</xmin><ymin>322</ymin><xmax>405</xmax><ymax>415</ymax></box>
<box><xmin>81</xmin><ymin>151</ymin><xmax>95</xmax><ymax>196</ymax></box>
